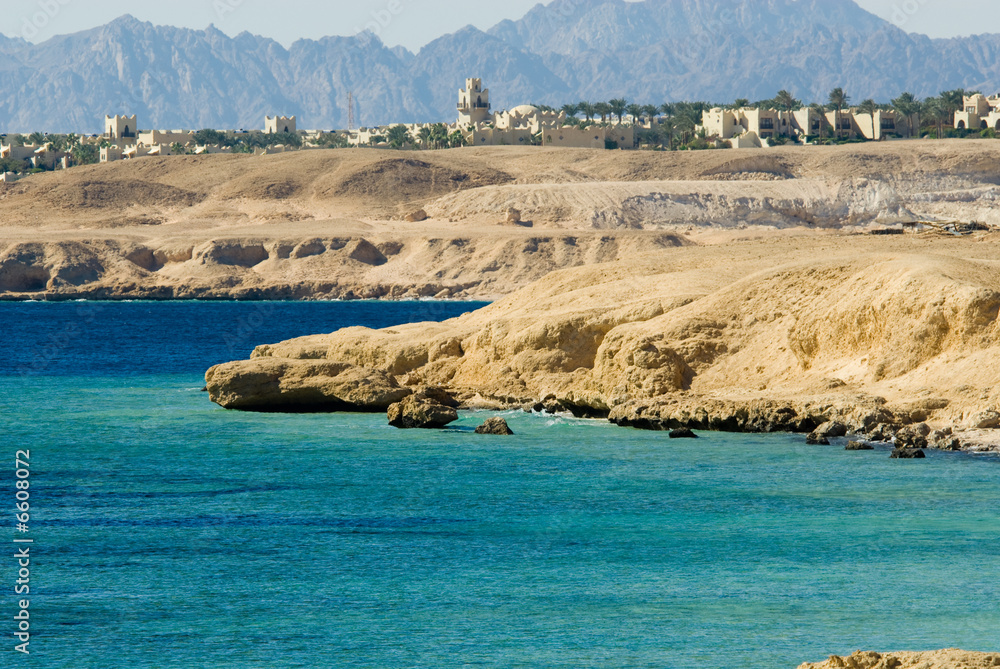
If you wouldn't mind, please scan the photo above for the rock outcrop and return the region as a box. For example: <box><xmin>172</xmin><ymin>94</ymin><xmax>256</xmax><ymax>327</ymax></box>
<box><xmin>846</xmin><ymin>441</ymin><xmax>874</xmax><ymax>451</ymax></box>
<box><xmin>387</xmin><ymin>388</ymin><xmax>459</xmax><ymax>429</ymax></box>
<box><xmin>206</xmin><ymin>248</ymin><xmax>1000</xmax><ymax>453</ymax></box>
<box><xmin>475</xmin><ymin>417</ymin><xmax>514</xmax><ymax>435</ymax></box>
<box><xmin>797</xmin><ymin>649</ymin><xmax>1000</xmax><ymax>669</ymax></box>
<box><xmin>205</xmin><ymin>359</ymin><xmax>410</xmax><ymax>412</ymax></box>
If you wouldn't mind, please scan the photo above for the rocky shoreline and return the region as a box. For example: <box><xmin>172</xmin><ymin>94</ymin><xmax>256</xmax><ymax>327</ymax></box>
<box><xmin>204</xmin><ymin>358</ymin><xmax>1000</xmax><ymax>456</ymax></box>
<box><xmin>204</xmin><ymin>245</ymin><xmax>1000</xmax><ymax>458</ymax></box>
<box><xmin>796</xmin><ymin>649</ymin><xmax>1000</xmax><ymax>669</ymax></box>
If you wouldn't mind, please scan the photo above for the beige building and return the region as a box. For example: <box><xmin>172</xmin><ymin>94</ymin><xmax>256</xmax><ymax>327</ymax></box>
<box><xmin>138</xmin><ymin>129</ymin><xmax>195</xmax><ymax>146</ymax></box>
<box><xmin>954</xmin><ymin>94</ymin><xmax>1000</xmax><ymax>131</ymax></box>
<box><xmin>457</xmin><ymin>78</ymin><xmax>491</xmax><ymax>126</ymax></box>
<box><xmin>265</xmin><ymin>115</ymin><xmax>297</xmax><ymax>134</ymax></box>
<box><xmin>543</xmin><ymin>125</ymin><xmax>635</xmax><ymax>149</ymax></box>
<box><xmin>105</xmin><ymin>115</ymin><xmax>138</xmax><ymax>142</ymax></box>
<box><xmin>703</xmin><ymin>105</ymin><xmax>915</xmax><ymax>146</ymax></box>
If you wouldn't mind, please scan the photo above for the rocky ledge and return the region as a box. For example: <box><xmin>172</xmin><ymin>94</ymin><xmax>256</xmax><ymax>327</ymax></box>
<box><xmin>205</xmin><ymin>359</ymin><xmax>411</xmax><ymax>412</ymax></box>
<box><xmin>796</xmin><ymin>649</ymin><xmax>1000</xmax><ymax>669</ymax></box>
<box><xmin>204</xmin><ymin>250</ymin><xmax>1000</xmax><ymax>455</ymax></box>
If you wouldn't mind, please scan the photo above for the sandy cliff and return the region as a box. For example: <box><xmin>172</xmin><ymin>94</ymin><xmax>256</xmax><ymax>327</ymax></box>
<box><xmin>206</xmin><ymin>233</ymin><xmax>1000</xmax><ymax>451</ymax></box>
<box><xmin>4</xmin><ymin>141</ymin><xmax>1000</xmax><ymax>300</ymax></box>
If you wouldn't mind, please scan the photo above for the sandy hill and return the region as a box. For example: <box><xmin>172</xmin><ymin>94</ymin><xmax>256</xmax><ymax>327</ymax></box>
<box><xmin>2</xmin><ymin>141</ymin><xmax>1000</xmax><ymax>300</ymax></box>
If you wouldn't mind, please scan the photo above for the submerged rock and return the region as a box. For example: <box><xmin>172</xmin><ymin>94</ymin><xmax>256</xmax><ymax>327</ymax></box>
<box><xmin>475</xmin><ymin>417</ymin><xmax>514</xmax><ymax>435</ymax></box>
<box><xmin>669</xmin><ymin>428</ymin><xmax>698</xmax><ymax>439</ymax></box>
<box><xmin>891</xmin><ymin>447</ymin><xmax>926</xmax><ymax>459</ymax></box>
<box><xmin>806</xmin><ymin>433</ymin><xmax>830</xmax><ymax>445</ymax></box>
<box><xmin>846</xmin><ymin>441</ymin><xmax>874</xmax><ymax>451</ymax></box>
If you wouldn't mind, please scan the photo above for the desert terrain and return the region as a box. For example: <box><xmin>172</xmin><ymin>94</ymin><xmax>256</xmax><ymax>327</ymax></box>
<box><xmin>6</xmin><ymin>141</ymin><xmax>1000</xmax><ymax>450</ymax></box>
<box><xmin>2</xmin><ymin>140</ymin><xmax>1000</xmax><ymax>300</ymax></box>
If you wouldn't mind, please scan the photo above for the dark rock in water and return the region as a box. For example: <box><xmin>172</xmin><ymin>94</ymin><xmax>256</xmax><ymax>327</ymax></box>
<box><xmin>669</xmin><ymin>428</ymin><xmax>698</xmax><ymax>439</ymax></box>
<box><xmin>475</xmin><ymin>417</ymin><xmax>514</xmax><ymax>435</ymax></box>
<box><xmin>806</xmin><ymin>433</ymin><xmax>830</xmax><ymax>445</ymax></box>
<box><xmin>846</xmin><ymin>441</ymin><xmax>874</xmax><ymax>451</ymax></box>
<box><xmin>891</xmin><ymin>447</ymin><xmax>926</xmax><ymax>459</ymax></box>
<box><xmin>201</xmin><ymin>386</ymin><xmax>209</xmax><ymax>392</ymax></box>
<box><xmin>388</xmin><ymin>394</ymin><xmax>458</xmax><ymax>429</ymax></box>
<box><xmin>894</xmin><ymin>423</ymin><xmax>931</xmax><ymax>448</ymax></box>
<box><xmin>532</xmin><ymin>397</ymin><xmax>567</xmax><ymax>414</ymax></box>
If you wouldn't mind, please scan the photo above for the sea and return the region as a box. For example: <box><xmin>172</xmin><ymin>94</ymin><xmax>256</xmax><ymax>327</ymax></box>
<box><xmin>1</xmin><ymin>301</ymin><xmax>998</xmax><ymax>668</ymax></box>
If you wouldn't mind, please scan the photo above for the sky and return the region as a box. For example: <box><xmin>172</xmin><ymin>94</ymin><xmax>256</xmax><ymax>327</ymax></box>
<box><xmin>2</xmin><ymin>0</ymin><xmax>998</xmax><ymax>51</ymax></box>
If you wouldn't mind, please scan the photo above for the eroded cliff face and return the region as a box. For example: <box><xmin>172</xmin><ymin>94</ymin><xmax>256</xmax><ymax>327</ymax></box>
<box><xmin>5</xmin><ymin>143</ymin><xmax>1000</xmax><ymax>302</ymax></box>
<box><xmin>206</xmin><ymin>245</ymin><xmax>1000</xmax><ymax>449</ymax></box>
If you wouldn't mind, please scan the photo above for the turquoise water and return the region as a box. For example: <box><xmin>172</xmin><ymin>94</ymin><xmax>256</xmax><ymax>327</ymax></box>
<box><xmin>2</xmin><ymin>303</ymin><xmax>999</xmax><ymax>668</ymax></box>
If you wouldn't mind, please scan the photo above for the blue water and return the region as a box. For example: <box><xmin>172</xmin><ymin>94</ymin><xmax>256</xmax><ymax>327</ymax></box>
<box><xmin>1</xmin><ymin>303</ymin><xmax>998</xmax><ymax>668</ymax></box>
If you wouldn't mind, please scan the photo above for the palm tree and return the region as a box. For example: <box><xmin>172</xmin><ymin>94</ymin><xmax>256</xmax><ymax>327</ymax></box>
<box><xmin>561</xmin><ymin>103</ymin><xmax>580</xmax><ymax>120</ymax></box>
<box><xmin>809</xmin><ymin>103</ymin><xmax>828</xmax><ymax>139</ymax></box>
<box><xmin>386</xmin><ymin>125</ymin><xmax>410</xmax><ymax>149</ymax></box>
<box><xmin>416</xmin><ymin>126</ymin><xmax>432</xmax><ymax>149</ymax></box>
<box><xmin>775</xmin><ymin>89</ymin><xmax>801</xmax><ymax>112</ymax></box>
<box><xmin>642</xmin><ymin>104</ymin><xmax>659</xmax><ymax>124</ymax></box>
<box><xmin>858</xmin><ymin>99</ymin><xmax>878</xmax><ymax>139</ymax></box>
<box><xmin>608</xmin><ymin>98</ymin><xmax>628</xmax><ymax>124</ymax></box>
<box><xmin>731</xmin><ymin>98</ymin><xmax>750</xmax><ymax>110</ymax></box>
<box><xmin>923</xmin><ymin>97</ymin><xmax>950</xmax><ymax>139</ymax></box>
<box><xmin>939</xmin><ymin>89</ymin><xmax>966</xmax><ymax>130</ymax></box>
<box><xmin>828</xmin><ymin>88</ymin><xmax>850</xmax><ymax>141</ymax></box>
<box><xmin>430</xmin><ymin>123</ymin><xmax>449</xmax><ymax>149</ymax></box>
<box><xmin>671</xmin><ymin>102</ymin><xmax>701</xmax><ymax>145</ymax></box>
<box><xmin>891</xmin><ymin>92</ymin><xmax>919</xmax><ymax>138</ymax></box>
<box><xmin>594</xmin><ymin>102</ymin><xmax>612</xmax><ymax>124</ymax></box>
<box><xmin>27</xmin><ymin>131</ymin><xmax>45</xmax><ymax>146</ymax></box>
<box><xmin>626</xmin><ymin>103</ymin><xmax>644</xmax><ymax>126</ymax></box>
<box><xmin>579</xmin><ymin>101</ymin><xmax>595</xmax><ymax>124</ymax></box>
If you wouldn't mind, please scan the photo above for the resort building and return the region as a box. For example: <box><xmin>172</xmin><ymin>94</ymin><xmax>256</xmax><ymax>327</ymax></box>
<box><xmin>457</xmin><ymin>78</ymin><xmax>491</xmax><ymax>126</ymax></box>
<box><xmin>953</xmin><ymin>94</ymin><xmax>1000</xmax><ymax>131</ymax></box>
<box><xmin>105</xmin><ymin>115</ymin><xmax>138</xmax><ymax>142</ymax></box>
<box><xmin>265</xmin><ymin>115</ymin><xmax>297</xmax><ymax>134</ymax></box>
<box><xmin>701</xmin><ymin>105</ymin><xmax>916</xmax><ymax>146</ymax></box>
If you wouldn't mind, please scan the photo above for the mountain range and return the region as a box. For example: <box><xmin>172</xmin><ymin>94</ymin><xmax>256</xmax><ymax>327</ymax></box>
<box><xmin>1</xmin><ymin>0</ymin><xmax>999</xmax><ymax>133</ymax></box>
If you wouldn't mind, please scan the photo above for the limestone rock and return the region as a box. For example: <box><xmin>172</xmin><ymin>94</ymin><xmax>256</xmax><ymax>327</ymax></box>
<box><xmin>812</xmin><ymin>421</ymin><xmax>848</xmax><ymax>438</ymax></box>
<box><xmin>807</xmin><ymin>421</ymin><xmax>847</xmax><ymax>444</ymax></box>
<box><xmin>531</xmin><ymin>397</ymin><xmax>568</xmax><ymax>414</ymax></box>
<box><xmin>345</xmin><ymin>239</ymin><xmax>387</xmax><ymax>266</ymax></box>
<box><xmin>846</xmin><ymin>441</ymin><xmax>874</xmax><ymax>451</ymax></box>
<box><xmin>891</xmin><ymin>447</ymin><xmax>927</xmax><ymax>459</ymax></box>
<box><xmin>968</xmin><ymin>410</ymin><xmax>1000</xmax><ymax>429</ymax></box>
<box><xmin>797</xmin><ymin>649</ymin><xmax>1000</xmax><ymax>669</ymax></box>
<box><xmin>404</xmin><ymin>209</ymin><xmax>428</xmax><ymax>222</ymax></box>
<box><xmin>475</xmin><ymin>417</ymin><xmax>514</xmax><ymax>435</ymax></box>
<box><xmin>895</xmin><ymin>423</ymin><xmax>931</xmax><ymax>449</ymax></box>
<box><xmin>866</xmin><ymin>423</ymin><xmax>897</xmax><ymax>443</ymax></box>
<box><xmin>205</xmin><ymin>359</ymin><xmax>411</xmax><ymax>412</ymax></box>
<box><xmin>387</xmin><ymin>392</ymin><xmax>458</xmax><ymax>429</ymax></box>
<box><xmin>669</xmin><ymin>428</ymin><xmax>698</xmax><ymax>439</ymax></box>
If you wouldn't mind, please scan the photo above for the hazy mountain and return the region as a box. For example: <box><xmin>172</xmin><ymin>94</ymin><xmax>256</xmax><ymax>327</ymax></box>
<box><xmin>2</xmin><ymin>0</ymin><xmax>1000</xmax><ymax>133</ymax></box>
